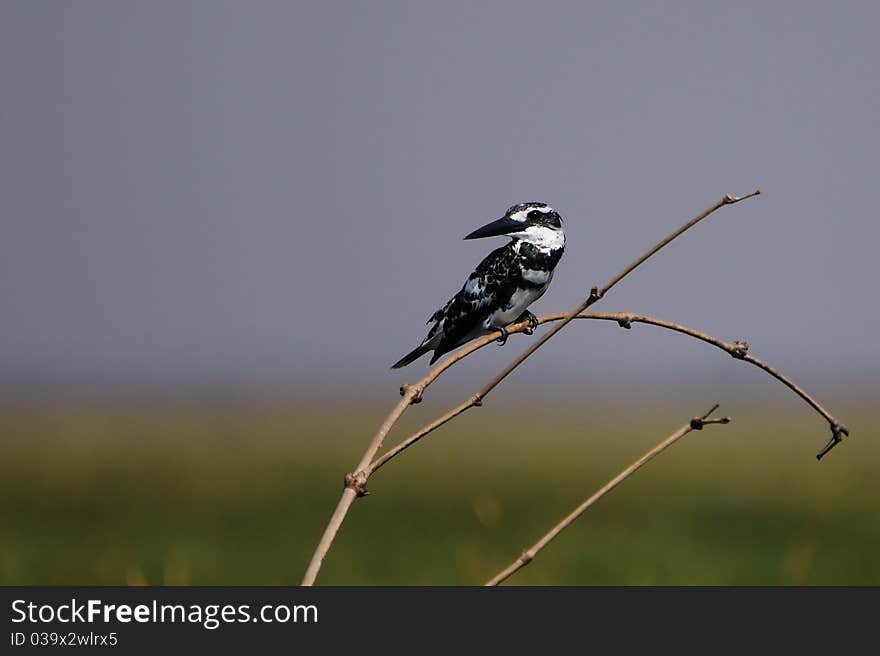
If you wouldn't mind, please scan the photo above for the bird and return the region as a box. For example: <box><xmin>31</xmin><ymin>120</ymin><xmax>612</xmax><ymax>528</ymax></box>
<box><xmin>392</xmin><ymin>202</ymin><xmax>565</xmax><ymax>369</ymax></box>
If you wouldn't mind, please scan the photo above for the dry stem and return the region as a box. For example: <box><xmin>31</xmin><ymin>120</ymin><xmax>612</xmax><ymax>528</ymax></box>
<box><xmin>368</xmin><ymin>311</ymin><xmax>848</xmax><ymax>474</ymax></box>
<box><xmin>301</xmin><ymin>191</ymin><xmax>759</xmax><ymax>586</ymax></box>
<box><xmin>485</xmin><ymin>405</ymin><xmax>731</xmax><ymax>586</ymax></box>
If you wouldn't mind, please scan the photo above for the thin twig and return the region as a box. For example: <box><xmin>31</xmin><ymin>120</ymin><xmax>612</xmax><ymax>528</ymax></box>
<box><xmin>301</xmin><ymin>191</ymin><xmax>759</xmax><ymax>585</ymax></box>
<box><xmin>369</xmin><ymin>310</ymin><xmax>847</xmax><ymax>473</ymax></box>
<box><xmin>485</xmin><ymin>405</ymin><xmax>732</xmax><ymax>586</ymax></box>
<box><xmin>473</xmin><ymin>190</ymin><xmax>761</xmax><ymax>402</ymax></box>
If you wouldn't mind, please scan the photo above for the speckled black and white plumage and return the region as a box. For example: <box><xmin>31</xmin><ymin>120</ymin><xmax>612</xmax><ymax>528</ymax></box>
<box><xmin>392</xmin><ymin>202</ymin><xmax>565</xmax><ymax>369</ymax></box>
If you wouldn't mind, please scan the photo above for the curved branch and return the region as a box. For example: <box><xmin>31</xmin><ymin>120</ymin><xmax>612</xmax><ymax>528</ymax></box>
<box><xmin>369</xmin><ymin>311</ymin><xmax>848</xmax><ymax>474</ymax></box>
<box><xmin>485</xmin><ymin>405</ymin><xmax>732</xmax><ymax>586</ymax></box>
<box><xmin>301</xmin><ymin>190</ymin><xmax>760</xmax><ymax>585</ymax></box>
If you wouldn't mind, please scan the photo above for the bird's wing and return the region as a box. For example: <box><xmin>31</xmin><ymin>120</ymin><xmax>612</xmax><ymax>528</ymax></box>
<box><xmin>431</xmin><ymin>244</ymin><xmax>518</xmax><ymax>353</ymax></box>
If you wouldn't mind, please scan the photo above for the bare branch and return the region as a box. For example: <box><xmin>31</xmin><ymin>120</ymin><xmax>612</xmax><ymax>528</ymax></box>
<box><xmin>471</xmin><ymin>190</ymin><xmax>761</xmax><ymax>402</ymax></box>
<box><xmin>735</xmin><ymin>354</ymin><xmax>848</xmax><ymax>460</ymax></box>
<box><xmin>369</xmin><ymin>310</ymin><xmax>848</xmax><ymax>474</ymax></box>
<box><xmin>484</xmin><ymin>405</ymin><xmax>732</xmax><ymax>586</ymax></box>
<box><xmin>599</xmin><ymin>190</ymin><xmax>760</xmax><ymax>298</ymax></box>
<box><xmin>301</xmin><ymin>191</ymin><xmax>759</xmax><ymax>585</ymax></box>
<box><xmin>300</xmin><ymin>386</ymin><xmax>421</xmax><ymax>585</ymax></box>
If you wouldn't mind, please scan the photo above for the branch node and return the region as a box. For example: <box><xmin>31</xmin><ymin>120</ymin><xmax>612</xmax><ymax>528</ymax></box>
<box><xmin>617</xmin><ymin>317</ymin><xmax>632</xmax><ymax>330</ymax></box>
<box><xmin>723</xmin><ymin>189</ymin><xmax>761</xmax><ymax>204</ymax></box>
<box><xmin>344</xmin><ymin>471</ymin><xmax>369</xmax><ymax>498</ymax></box>
<box><xmin>730</xmin><ymin>341</ymin><xmax>750</xmax><ymax>359</ymax></box>
<box><xmin>690</xmin><ymin>417</ymin><xmax>705</xmax><ymax>430</ymax></box>
<box><xmin>520</xmin><ymin>550</ymin><xmax>534</xmax><ymax>565</ymax></box>
<box><xmin>589</xmin><ymin>286</ymin><xmax>603</xmax><ymax>302</ymax></box>
<box><xmin>399</xmin><ymin>383</ymin><xmax>423</xmax><ymax>404</ymax></box>
<box><xmin>816</xmin><ymin>423</ymin><xmax>849</xmax><ymax>461</ymax></box>
<box><xmin>472</xmin><ymin>394</ymin><xmax>483</xmax><ymax>408</ymax></box>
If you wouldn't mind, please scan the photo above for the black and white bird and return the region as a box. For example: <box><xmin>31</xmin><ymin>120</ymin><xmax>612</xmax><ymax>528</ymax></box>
<box><xmin>392</xmin><ymin>202</ymin><xmax>565</xmax><ymax>369</ymax></box>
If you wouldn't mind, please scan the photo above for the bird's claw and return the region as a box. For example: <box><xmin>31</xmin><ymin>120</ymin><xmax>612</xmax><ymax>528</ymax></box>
<box><xmin>518</xmin><ymin>310</ymin><xmax>539</xmax><ymax>335</ymax></box>
<box><xmin>495</xmin><ymin>327</ymin><xmax>509</xmax><ymax>345</ymax></box>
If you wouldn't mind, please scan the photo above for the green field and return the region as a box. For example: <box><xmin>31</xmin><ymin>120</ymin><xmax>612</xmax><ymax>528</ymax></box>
<box><xmin>1</xmin><ymin>400</ymin><xmax>877</xmax><ymax>585</ymax></box>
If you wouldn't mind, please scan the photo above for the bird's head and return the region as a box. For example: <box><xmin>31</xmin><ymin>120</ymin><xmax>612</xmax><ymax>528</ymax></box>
<box><xmin>464</xmin><ymin>202</ymin><xmax>564</xmax><ymax>249</ymax></box>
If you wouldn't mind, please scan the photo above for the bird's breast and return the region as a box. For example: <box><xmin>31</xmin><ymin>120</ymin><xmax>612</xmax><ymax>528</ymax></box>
<box><xmin>485</xmin><ymin>284</ymin><xmax>549</xmax><ymax>328</ymax></box>
<box><xmin>521</xmin><ymin>267</ymin><xmax>552</xmax><ymax>286</ymax></box>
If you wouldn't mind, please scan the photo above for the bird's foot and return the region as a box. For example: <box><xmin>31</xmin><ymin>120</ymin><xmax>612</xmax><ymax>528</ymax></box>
<box><xmin>495</xmin><ymin>326</ymin><xmax>509</xmax><ymax>345</ymax></box>
<box><xmin>517</xmin><ymin>310</ymin><xmax>539</xmax><ymax>335</ymax></box>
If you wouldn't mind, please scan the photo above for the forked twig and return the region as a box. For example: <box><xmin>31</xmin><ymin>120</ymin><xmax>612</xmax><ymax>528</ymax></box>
<box><xmin>485</xmin><ymin>405</ymin><xmax>731</xmax><ymax>586</ymax></box>
<box><xmin>301</xmin><ymin>191</ymin><xmax>760</xmax><ymax>585</ymax></box>
<box><xmin>368</xmin><ymin>311</ymin><xmax>848</xmax><ymax>474</ymax></box>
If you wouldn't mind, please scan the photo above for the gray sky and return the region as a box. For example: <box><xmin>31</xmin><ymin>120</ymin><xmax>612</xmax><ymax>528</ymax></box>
<box><xmin>2</xmin><ymin>1</ymin><xmax>878</xmax><ymax>394</ymax></box>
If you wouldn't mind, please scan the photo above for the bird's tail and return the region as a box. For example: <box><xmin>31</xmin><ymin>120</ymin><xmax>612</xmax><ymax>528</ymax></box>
<box><xmin>391</xmin><ymin>343</ymin><xmax>432</xmax><ymax>369</ymax></box>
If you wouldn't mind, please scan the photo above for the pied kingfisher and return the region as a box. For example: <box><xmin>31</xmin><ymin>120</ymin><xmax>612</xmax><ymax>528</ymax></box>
<box><xmin>392</xmin><ymin>202</ymin><xmax>565</xmax><ymax>369</ymax></box>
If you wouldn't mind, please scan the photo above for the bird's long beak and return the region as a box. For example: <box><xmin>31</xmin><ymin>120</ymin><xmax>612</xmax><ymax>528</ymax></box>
<box><xmin>463</xmin><ymin>216</ymin><xmax>522</xmax><ymax>240</ymax></box>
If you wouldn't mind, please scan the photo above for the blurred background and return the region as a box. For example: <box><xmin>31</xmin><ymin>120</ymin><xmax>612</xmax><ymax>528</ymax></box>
<box><xmin>1</xmin><ymin>1</ymin><xmax>877</xmax><ymax>585</ymax></box>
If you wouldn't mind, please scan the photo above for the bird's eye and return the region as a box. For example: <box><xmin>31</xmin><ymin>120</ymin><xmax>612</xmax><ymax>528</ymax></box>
<box><xmin>528</xmin><ymin>210</ymin><xmax>542</xmax><ymax>219</ymax></box>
